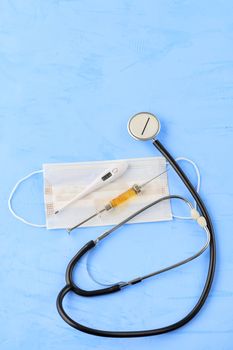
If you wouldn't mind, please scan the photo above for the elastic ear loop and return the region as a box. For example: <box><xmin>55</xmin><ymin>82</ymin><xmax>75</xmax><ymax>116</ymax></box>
<box><xmin>8</xmin><ymin>170</ymin><xmax>46</xmax><ymax>228</ymax></box>
<box><xmin>86</xmin><ymin>157</ymin><xmax>201</xmax><ymax>287</ymax></box>
<box><xmin>173</xmin><ymin>157</ymin><xmax>201</xmax><ymax>220</ymax></box>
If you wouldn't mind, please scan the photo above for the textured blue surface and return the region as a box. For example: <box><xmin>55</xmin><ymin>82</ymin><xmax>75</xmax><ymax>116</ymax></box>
<box><xmin>1</xmin><ymin>1</ymin><xmax>233</xmax><ymax>349</ymax></box>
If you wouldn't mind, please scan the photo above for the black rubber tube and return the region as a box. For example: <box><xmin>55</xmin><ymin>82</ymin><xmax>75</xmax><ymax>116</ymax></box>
<box><xmin>56</xmin><ymin>139</ymin><xmax>216</xmax><ymax>337</ymax></box>
<box><xmin>65</xmin><ymin>240</ymin><xmax>121</xmax><ymax>296</ymax></box>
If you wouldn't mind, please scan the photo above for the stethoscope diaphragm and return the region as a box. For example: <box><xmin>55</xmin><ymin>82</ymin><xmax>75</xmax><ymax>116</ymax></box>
<box><xmin>127</xmin><ymin>112</ymin><xmax>161</xmax><ymax>141</ymax></box>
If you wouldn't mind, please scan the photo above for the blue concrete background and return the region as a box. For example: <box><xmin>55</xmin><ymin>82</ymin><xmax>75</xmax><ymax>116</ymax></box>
<box><xmin>0</xmin><ymin>1</ymin><xmax>233</xmax><ymax>349</ymax></box>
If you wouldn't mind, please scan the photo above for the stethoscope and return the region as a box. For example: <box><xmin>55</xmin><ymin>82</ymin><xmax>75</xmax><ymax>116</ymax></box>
<box><xmin>56</xmin><ymin>112</ymin><xmax>216</xmax><ymax>338</ymax></box>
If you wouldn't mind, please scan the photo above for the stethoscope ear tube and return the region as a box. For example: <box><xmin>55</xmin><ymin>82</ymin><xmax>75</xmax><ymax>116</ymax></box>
<box><xmin>56</xmin><ymin>139</ymin><xmax>216</xmax><ymax>338</ymax></box>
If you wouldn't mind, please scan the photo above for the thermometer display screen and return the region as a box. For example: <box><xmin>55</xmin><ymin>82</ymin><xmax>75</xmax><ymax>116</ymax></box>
<box><xmin>101</xmin><ymin>172</ymin><xmax>112</xmax><ymax>181</ymax></box>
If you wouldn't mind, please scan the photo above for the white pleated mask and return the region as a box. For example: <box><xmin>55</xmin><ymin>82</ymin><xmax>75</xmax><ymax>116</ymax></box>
<box><xmin>8</xmin><ymin>157</ymin><xmax>200</xmax><ymax>230</ymax></box>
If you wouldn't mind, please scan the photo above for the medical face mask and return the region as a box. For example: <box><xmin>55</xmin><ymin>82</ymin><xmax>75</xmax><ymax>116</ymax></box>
<box><xmin>8</xmin><ymin>156</ymin><xmax>200</xmax><ymax>230</ymax></box>
<box><xmin>8</xmin><ymin>157</ymin><xmax>175</xmax><ymax>230</ymax></box>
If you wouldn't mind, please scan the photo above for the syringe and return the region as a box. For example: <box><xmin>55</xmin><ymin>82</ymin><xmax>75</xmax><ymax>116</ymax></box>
<box><xmin>67</xmin><ymin>169</ymin><xmax>168</xmax><ymax>233</ymax></box>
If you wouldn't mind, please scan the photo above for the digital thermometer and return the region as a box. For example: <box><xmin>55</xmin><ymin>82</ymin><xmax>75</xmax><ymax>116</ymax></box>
<box><xmin>55</xmin><ymin>161</ymin><xmax>128</xmax><ymax>214</ymax></box>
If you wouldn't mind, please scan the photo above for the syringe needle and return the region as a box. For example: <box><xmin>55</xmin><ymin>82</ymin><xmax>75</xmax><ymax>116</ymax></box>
<box><xmin>67</xmin><ymin>208</ymin><xmax>106</xmax><ymax>233</ymax></box>
<box><xmin>139</xmin><ymin>168</ymin><xmax>169</xmax><ymax>188</ymax></box>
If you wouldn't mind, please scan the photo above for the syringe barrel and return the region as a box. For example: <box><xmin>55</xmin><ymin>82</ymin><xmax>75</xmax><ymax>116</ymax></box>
<box><xmin>107</xmin><ymin>185</ymin><xmax>141</xmax><ymax>209</ymax></box>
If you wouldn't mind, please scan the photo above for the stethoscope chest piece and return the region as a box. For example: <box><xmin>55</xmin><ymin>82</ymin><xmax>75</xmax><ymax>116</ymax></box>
<box><xmin>127</xmin><ymin>112</ymin><xmax>161</xmax><ymax>141</ymax></box>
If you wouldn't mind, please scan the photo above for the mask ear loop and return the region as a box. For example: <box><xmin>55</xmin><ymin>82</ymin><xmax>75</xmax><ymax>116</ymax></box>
<box><xmin>173</xmin><ymin>157</ymin><xmax>201</xmax><ymax>220</ymax></box>
<box><xmin>8</xmin><ymin>170</ymin><xmax>46</xmax><ymax>228</ymax></box>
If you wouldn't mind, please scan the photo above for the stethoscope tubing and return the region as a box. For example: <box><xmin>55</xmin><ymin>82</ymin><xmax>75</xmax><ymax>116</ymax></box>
<box><xmin>56</xmin><ymin>139</ymin><xmax>216</xmax><ymax>338</ymax></box>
